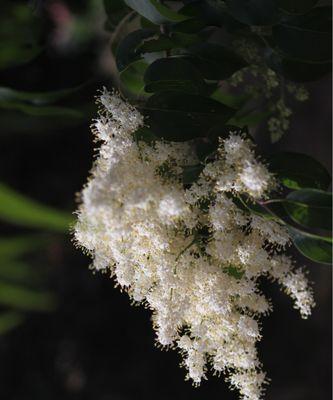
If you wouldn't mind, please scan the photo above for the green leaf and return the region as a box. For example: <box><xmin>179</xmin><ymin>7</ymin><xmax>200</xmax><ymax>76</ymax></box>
<box><xmin>229</xmin><ymin>109</ymin><xmax>272</xmax><ymax>127</ymax></box>
<box><xmin>177</xmin><ymin>0</ymin><xmax>239</xmax><ymax>30</ymax></box>
<box><xmin>284</xmin><ymin>6</ymin><xmax>331</xmax><ymax>31</ymax></box>
<box><xmin>194</xmin><ymin>139</ymin><xmax>218</xmax><ymax>163</ymax></box>
<box><xmin>235</xmin><ymin>195</ymin><xmax>276</xmax><ymax>219</ymax></box>
<box><xmin>170</xmin><ymin>31</ymin><xmax>204</xmax><ymax>47</ymax></box>
<box><xmin>273</xmin><ymin>23</ymin><xmax>331</xmax><ymax>63</ymax></box>
<box><xmin>138</xmin><ymin>35</ymin><xmax>175</xmax><ymax>53</ymax></box>
<box><xmin>0</xmin><ymin>281</ymin><xmax>56</xmax><ymax>311</ymax></box>
<box><xmin>124</xmin><ymin>0</ymin><xmax>189</xmax><ymax>24</ymax></box>
<box><xmin>184</xmin><ymin>43</ymin><xmax>248</xmax><ymax>80</ymax></box>
<box><xmin>277</xmin><ymin>0</ymin><xmax>318</xmax><ymax>14</ymax></box>
<box><xmin>0</xmin><ymin>183</ymin><xmax>73</xmax><ymax>232</ymax></box>
<box><xmin>137</xmin><ymin>31</ymin><xmax>204</xmax><ymax>55</ymax></box>
<box><xmin>104</xmin><ymin>0</ymin><xmax>126</xmax><ymax>16</ymax></box>
<box><xmin>103</xmin><ymin>0</ymin><xmax>129</xmax><ymax>31</ymax></box>
<box><xmin>226</xmin><ymin>0</ymin><xmax>279</xmax><ymax>25</ymax></box>
<box><xmin>140</xmin><ymin>16</ymin><xmax>161</xmax><ymax>30</ymax></box>
<box><xmin>171</xmin><ymin>17</ymin><xmax>207</xmax><ymax>34</ymax></box>
<box><xmin>144</xmin><ymin>58</ymin><xmax>208</xmax><ymax>94</ymax></box>
<box><xmin>288</xmin><ymin>226</ymin><xmax>332</xmax><ymax>265</ymax></box>
<box><xmin>143</xmin><ymin>91</ymin><xmax>235</xmax><ymax>141</ymax></box>
<box><xmin>269</xmin><ymin>152</ymin><xmax>331</xmax><ymax>190</ymax></box>
<box><xmin>116</xmin><ymin>29</ymin><xmax>155</xmax><ymax>72</ymax></box>
<box><xmin>267</xmin><ymin>52</ymin><xmax>332</xmax><ymax>82</ymax></box>
<box><xmin>117</xmin><ymin>30</ymin><xmax>204</xmax><ymax>74</ymax></box>
<box><xmin>224</xmin><ymin>265</ymin><xmax>244</xmax><ymax>279</ymax></box>
<box><xmin>120</xmin><ymin>60</ymin><xmax>148</xmax><ymax>96</ymax></box>
<box><xmin>0</xmin><ymin>236</ymin><xmax>44</xmax><ymax>260</ymax></box>
<box><xmin>133</xmin><ymin>126</ymin><xmax>158</xmax><ymax>144</ymax></box>
<box><xmin>211</xmin><ymin>89</ymin><xmax>250</xmax><ymax>109</ymax></box>
<box><xmin>284</xmin><ymin>189</ymin><xmax>332</xmax><ymax>231</ymax></box>
<box><xmin>0</xmin><ymin>312</ymin><xmax>25</xmax><ymax>335</ymax></box>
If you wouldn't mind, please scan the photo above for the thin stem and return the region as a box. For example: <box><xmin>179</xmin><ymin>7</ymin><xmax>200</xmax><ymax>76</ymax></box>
<box><xmin>175</xmin><ymin>237</ymin><xmax>197</xmax><ymax>263</ymax></box>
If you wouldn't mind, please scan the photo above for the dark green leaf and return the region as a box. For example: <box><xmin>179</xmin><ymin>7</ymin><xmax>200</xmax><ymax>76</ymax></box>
<box><xmin>269</xmin><ymin>6</ymin><xmax>332</xmax><ymax>76</ymax></box>
<box><xmin>170</xmin><ymin>32</ymin><xmax>204</xmax><ymax>47</ymax></box>
<box><xmin>178</xmin><ymin>0</ymin><xmax>242</xmax><ymax>30</ymax></box>
<box><xmin>104</xmin><ymin>0</ymin><xmax>125</xmax><ymax>16</ymax></box>
<box><xmin>116</xmin><ymin>29</ymin><xmax>155</xmax><ymax>72</ymax></box>
<box><xmin>137</xmin><ymin>31</ymin><xmax>203</xmax><ymax>54</ymax></box>
<box><xmin>226</xmin><ymin>0</ymin><xmax>279</xmax><ymax>25</ymax></box>
<box><xmin>277</xmin><ymin>0</ymin><xmax>318</xmax><ymax>14</ymax></box>
<box><xmin>229</xmin><ymin>110</ymin><xmax>272</xmax><ymax>128</ymax></box>
<box><xmin>195</xmin><ymin>139</ymin><xmax>218</xmax><ymax>162</ymax></box>
<box><xmin>138</xmin><ymin>35</ymin><xmax>175</xmax><ymax>53</ymax></box>
<box><xmin>144</xmin><ymin>91</ymin><xmax>235</xmax><ymax>141</ymax></box>
<box><xmin>134</xmin><ymin>31</ymin><xmax>204</xmax><ymax>63</ymax></box>
<box><xmin>140</xmin><ymin>16</ymin><xmax>160</xmax><ymax>30</ymax></box>
<box><xmin>104</xmin><ymin>0</ymin><xmax>129</xmax><ymax>30</ymax></box>
<box><xmin>211</xmin><ymin>89</ymin><xmax>250</xmax><ymax>109</ymax></box>
<box><xmin>232</xmin><ymin>193</ymin><xmax>291</xmax><ymax>223</ymax></box>
<box><xmin>267</xmin><ymin>52</ymin><xmax>332</xmax><ymax>82</ymax></box>
<box><xmin>133</xmin><ymin>126</ymin><xmax>158</xmax><ymax>144</ymax></box>
<box><xmin>144</xmin><ymin>58</ymin><xmax>208</xmax><ymax>94</ymax></box>
<box><xmin>184</xmin><ymin>43</ymin><xmax>248</xmax><ymax>80</ymax></box>
<box><xmin>288</xmin><ymin>226</ymin><xmax>332</xmax><ymax>264</ymax></box>
<box><xmin>284</xmin><ymin>189</ymin><xmax>332</xmax><ymax>231</ymax></box>
<box><xmin>124</xmin><ymin>0</ymin><xmax>188</xmax><ymax>24</ymax></box>
<box><xmin>236</xmin><ymin>195</ymin><xmax>276</xmax><ymax>219</ymax></box>
<box><xmin>120</xmin><ymin>60</ymin><xmax>148</xmax><ymax>96</ymax></box>
<box><xmin>269</xmin><ymin>152</ymin><xmax>331</xmax><ymax>190</ymax></box>
<box><xmin>284</xmin><ymin>6</ymin><xmax>331</xmax><ymax>31</ymax></box>
<box><xmin>171</xmin><ymin>17</ymin><xmax>207</xmax><ymax>33</ymax></box>
<box><xmin>0</xmin><ymin>183</ymin><xmax>73</xmax><ymax>232</ymax></box>
<box><xmin>273</xmin><ymin>23</ymin><xmax>331</xmax><ymax>63</ymax></box>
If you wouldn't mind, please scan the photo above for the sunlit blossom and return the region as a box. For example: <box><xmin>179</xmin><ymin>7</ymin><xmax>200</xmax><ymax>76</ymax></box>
<box><xmin>74</xmin><ymin>90</ymin><xmax>315</xmax><ymax>400</ymax></box>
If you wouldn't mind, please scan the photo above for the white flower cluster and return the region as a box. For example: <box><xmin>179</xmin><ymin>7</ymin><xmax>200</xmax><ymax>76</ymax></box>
<box><xmin>74</xmin><ymin>90</ymin><xmax>315</xmax><ymax>400</ymax></box>
<box><xmin>229</xmin><ymin>38</ymin><xmax>309</xmax><ymax>142</ymax></box>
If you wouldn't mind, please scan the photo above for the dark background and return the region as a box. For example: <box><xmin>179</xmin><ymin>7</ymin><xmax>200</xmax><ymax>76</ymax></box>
<box><xmin>0</xmin><ymin>1</ymin><xmax>331</xmax><ymax>399</ymax></box>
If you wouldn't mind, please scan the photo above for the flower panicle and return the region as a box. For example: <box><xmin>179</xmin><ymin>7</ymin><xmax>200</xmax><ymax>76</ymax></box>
<box><xmin>74</xmin><ymin>90</ymin><xmax>315</xmax><ymax>400</ymax></box>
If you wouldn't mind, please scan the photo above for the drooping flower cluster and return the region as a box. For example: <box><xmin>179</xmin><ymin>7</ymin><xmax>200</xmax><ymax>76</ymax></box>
<box><xmin>74</xmin><ymin>90</ymin><xmax>315</xmax><ymax>400</ymax></box>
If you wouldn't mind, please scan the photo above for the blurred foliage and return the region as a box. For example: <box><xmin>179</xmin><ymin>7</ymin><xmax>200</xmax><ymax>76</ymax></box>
<box><xmin>0</xmin><ymin>234</ymin><xmax>57</xmax><ymax>334</ymax></box>
<box><xmin>0</xmin><ymin>2</ymin><xmax>42</xmax><ymax>70</ymax></box>
<box><xmin>0</xmin><ymin>183</ymin><xmax>73</xmax><ymax>231</ymax></box>
<box><xmin>0</xmin><ymin>0</ymin><xmax>107</xmax><ymax>335</ymax></box>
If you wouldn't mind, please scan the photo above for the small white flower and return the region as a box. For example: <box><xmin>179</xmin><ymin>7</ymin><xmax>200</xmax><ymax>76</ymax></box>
<box><xmin>239</xmin><ymin>162</ymin><xmax>271</xmax><ymax>198</ymax></box>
